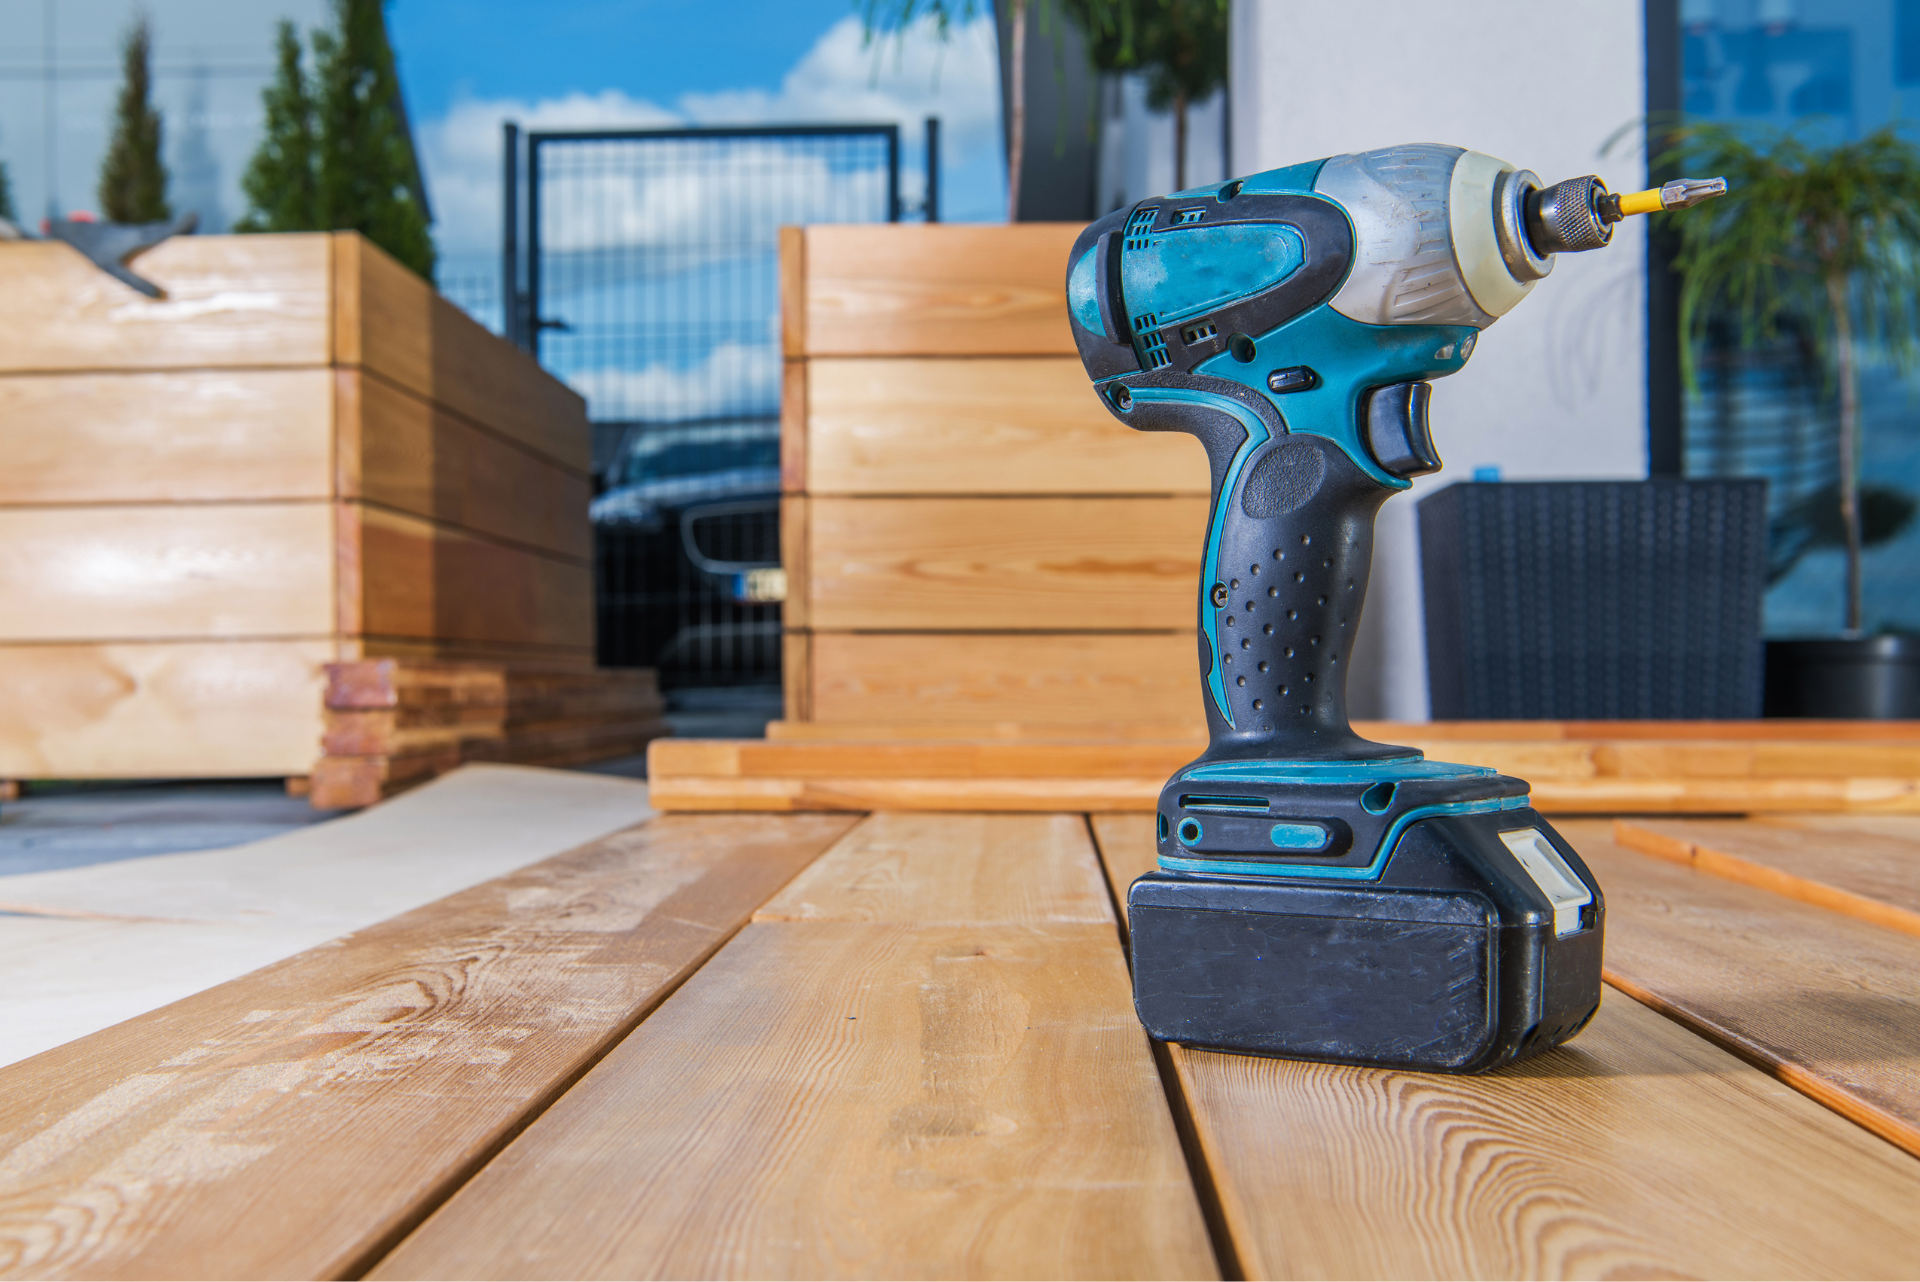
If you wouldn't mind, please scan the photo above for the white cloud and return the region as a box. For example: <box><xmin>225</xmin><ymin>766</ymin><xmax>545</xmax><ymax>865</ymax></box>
<box><xmin>418</xmin><ymin>14</ymin><xmax>1003</xmax><ymax>255</ymax></box>
<box><xmin>562</xmin><ymin>342</ymin><xmax>782</xmax><ymax>422</ymax></box>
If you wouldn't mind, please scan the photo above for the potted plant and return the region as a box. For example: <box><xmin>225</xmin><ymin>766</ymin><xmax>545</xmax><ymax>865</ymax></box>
<box><xmin>1664</xmin><ymin>120</ymin><xmax>1920</xmax><ymax>717</ymax></box>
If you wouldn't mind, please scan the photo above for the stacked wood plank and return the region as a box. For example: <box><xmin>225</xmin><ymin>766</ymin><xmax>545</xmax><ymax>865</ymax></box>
<box><xmin>7</xmin><ymin>802</ymin><xmax>1920</xmax><ymax>1276</ymax></box>
<box><xmin>648</xmin><ymin>719</ymin><xmax>1920</xmax><ymax>814</ymax></box>
<box><xmin>312</xmin><ymin>658</ymin><xmax>669</xmax><ymax>808</ymax></box>
<box><xmin>778</xmin><ymin>224</ymin><xmax>1211</xmax><ymax>728</ymax></box>
<box><xmin>0</xmin><ymin>232</ymin><xmax>595</xmax><ymax>782</ymax></box>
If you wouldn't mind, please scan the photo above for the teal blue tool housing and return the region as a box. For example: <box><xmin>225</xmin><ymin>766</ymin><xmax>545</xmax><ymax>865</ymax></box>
<box><xmin>1064</xmin><ymin>143</ymin><xmax>1607</xmax><ymax>1072</ymax></box>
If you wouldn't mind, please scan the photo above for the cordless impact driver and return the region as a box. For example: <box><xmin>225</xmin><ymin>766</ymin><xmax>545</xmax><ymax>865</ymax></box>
<box><xmin>1066</xmin><ymin>144</ymin><xmax>1724</xmax><ymax>1073</ymax></box>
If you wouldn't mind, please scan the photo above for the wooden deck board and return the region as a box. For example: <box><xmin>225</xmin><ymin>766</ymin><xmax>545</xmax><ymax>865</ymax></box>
<box><xmin>0</xmin><ymin>813</ymin><xmax>857</xmax><ymax>1281</ymax></box>
<box><xmin>1088</xmin><ymin>812</ymin><xmax>1920</xmax><ymax>1279</ymax></box>
<box><xmin>372</xmin><ymin>812</ymin><xmax>1216</xmax><ymax>1280</ymax></box>
<box><xmin>752</xmin><ymin>812</ymin><xmax>1115</xmax><ymax>927</ymax></box>
<box><xmin>371</xmin><ymin>921</ymin><xmax>1218</xmax><ymax>1281</ymax></box>
<box><xmin>1557</xmin><ymin>819</ymin><xmax>1920</xmax><ymax>1159</ymax></box>
<box><xmin>1613</xmin><ymin>815</ymin><xmax>1920</xmax><ymax>937</ymax></box>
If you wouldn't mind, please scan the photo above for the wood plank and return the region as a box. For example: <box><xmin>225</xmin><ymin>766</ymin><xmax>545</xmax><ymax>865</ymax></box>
<box><xmin>0</xmin><ymin>640</ymin><xmax>331</xmax><ymax>778</ymax></box>
<box><xmin>781</xmin><ymin>358</ymin><xmax>808</xmax><ymax>491</ymax></box>
<box><xmin>782</xmin><ymin>630</ymin><xmax>813</xmax><ymax>721</ymax></box>
<box><xmin>0</xmin><ymin>503</ymin><xmax>333</xmax><ymax>641</ymax></box>
<box><xmin>325</xmin><ymin>658</ymin><xmax>508</xmax><ymax>709</ymax></box>
<box><xmin>780</xmin><ymin>494</ymin><xmax>811</xmax><ymax>629</ymax></box>
<box><xmin>1090</xmin><ymin>810</ymin><xmax>1920</xmax><ymax>1279</ymax></box>
<box><xmin>0</xmin><ymin>369</ymin><xmax>332</xmax><ymax>505</ymax></box>
<box><xmin>340</xmin><ymin>370</ymin><xmax>593</xmax><ymax>560</ymax></box>
<box><xmin>804</xmin><ymin>358</ymin><xmax>1210</xmax><ymax>496</ymax></box>
<box><xmin>0</xmin><ymin>812</ymin><xmax>859</xmax><ymax>1281</ymax></box>
<box><xmin>347</xmin><ymin>635</ymin><xmax>597</xmax><ymax>671</ymax></box>
<box><xmin>0</xmin><ymin>235</ymin><xmax>332</xmax><ymax>372</ymax></box>
<box><xmin>1556</xmin><ymin>819</ymin><xmax>1920</xmax><ymax>1159</ymax></box>
<box><xmin>805</xmin><ymin>496</ymin><xmax>1204</xmax><ymax>630</ymax></box>
<box><xmin>800</xmin><ymin>223</ymin><xmax>1084</xmax><ymax>357</ymax></box>
<box><xmin>352</xmin><ymin>503</ymin><xmax>593</xmax><ymax>650</ymax></box>
<box><xmin>780</xmin><ymin>225</ymin><xmax>805</xmax><ymax>359</ymax></box>
<box><xmin>767</xmin><ymin>719</ymin><xmax>1202</xmax><ymax>741</ymax></box>
<box><xmin>334</xmin><ymin>234</ymin><xmax>590</xmax><ymax>474</ymax></box>
<box><xmin>1613</xmin><ymin>817</ymin><xmax>1920</xmax><ymax>937</ymax></box>
<box><xmin>806</xmin><ymin>631</ymin><xmax>1226</xmax><ymax>726</ymax></box>
<box><xmin>369</xmin><ymin>923</ymin><xmax>1216</xmax><ymax>1281</ymax></box>
<box><xmin>1174</xmin><ymin>997</ymin><xmax>1920</xmax><ymax>1278</ymax></box>
<box><xmin>648</xmin><ymin>775</ymin><xmax>1165</xmax><ymax>812</ymax></box>
<box><xmin>753</xmin><ymin>812</ymin><xmax>1114</xmax><ymax>926</ymax></box>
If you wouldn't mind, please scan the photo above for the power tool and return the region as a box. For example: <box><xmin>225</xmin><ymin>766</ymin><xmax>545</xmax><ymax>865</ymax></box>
<box><xmin>1065</xmin><ymin>145</ymin><xmax>1724</xmax><ymax>1073</ymax></box>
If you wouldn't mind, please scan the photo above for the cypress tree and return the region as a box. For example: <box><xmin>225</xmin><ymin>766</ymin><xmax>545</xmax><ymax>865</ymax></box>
<box><xmin>236</xmin><ymin>21</ymin><xmax>319</xmax><ymax>232</ymax></box>
<box><xmin>98</xmin><ymin>14</ymin><xmax>172</xmax><ymax>224</ymax></box>
<box><xmin>314</xmin><ymin>0</ymin><xmax>434</xmax><ymax>279</ymax></box>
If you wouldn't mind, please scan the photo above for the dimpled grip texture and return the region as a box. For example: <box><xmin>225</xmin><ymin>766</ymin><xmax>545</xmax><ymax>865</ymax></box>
<box><xmin>1208</xmin><ymin>435</ymin><xmax>1398</xmax><ymax>760</ymax></box>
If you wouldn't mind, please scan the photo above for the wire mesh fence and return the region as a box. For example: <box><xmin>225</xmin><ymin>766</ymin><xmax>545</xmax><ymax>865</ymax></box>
<box><xmin>505</xmin><ymin>124</ymin><xmax>904</xmax><ymax>688</ymax></box>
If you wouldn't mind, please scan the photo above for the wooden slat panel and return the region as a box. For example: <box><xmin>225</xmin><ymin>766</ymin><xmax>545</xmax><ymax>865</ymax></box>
<box><xmin>0</xmin><ymin>640</ymin><xmax>331</xmax><ymax>779</ymax></box>
<box><xmin>1613</xmin><ymin>816</ymin><xmax>1920</xmax><ymax>937</ymax></box>
<box><xmin>347</xmin><ymin>635</ymin><xmax>597</xmax><ymax>671</ymax></box>
<box><xmin>334</xmin><ymin>234</ymin><xmax>590</xmax><ymax>474</ymax></box>
<box><xmin>0</xmin><ymin>369</ymin><xmax>332</xmax><ymax>505</ymax></box>
<box><xmin>1558</xmin><ymin>820</ymin><xmax>1920</xmax><ymax>1158</ymax></box>
<box><xmin>766</xmin><ymin>719</ymin><xmax>1203</xmax><ymax>741</ymax></box>
<box><xmin>804</xmin><ymin>357</ymin><xmax>1209</xmax><ymax>496</ymax></box>
<box><xmin>370</xmin><ymin>923</ymin><xmax>1216</xmax><ymax>1281</ymax></box>
<box><xmin>808</xmin><ymin>631</ymin><xmax>1214</xmax><ymax>726</ymax></box>
<box><xmin>0</xmin><ymin>813</ymin><xmax>858</xmax><ymax>1280</ymax></box>
<box><xmin>354</xmin><ymin>503</ymin><xmax>592</xmax><ymax>650</ymax></box>
<box><xmin>753</xmin><ymin>812</ymin><xmax>1114</xmax><ymax>926</ymax></box>
<box><xmin>780</xmin><ymin>495</ymin><xmax>811</xmax><ymax>629</ymax></box>
<box><xmin>801</xmin><ymin>223</ymin><xmax>1084</xmax><ymax>357</ymax></box>
<box><xmin>806</xmin><ymin>496</ymin><xmax>1204</xmax><ymax>630</ymax></box>
<box><xmin>341</xmin><ymin>371</ymin><xmax>592</xmax><ymax>560</ymax></box>
<box><xmin>0</xmin><ymin>235</ymin><xmax>332</xmax><ymax>372</ymax></box>
<box><xmin>1086</xmin><ymin>812</ymin><xmax>1920</xmax><ymax>1279</ymax></box>
<box><xmin>0</xmin><ymin>503</ymin><xmax>333</xmax><ymax>641</ymax></box>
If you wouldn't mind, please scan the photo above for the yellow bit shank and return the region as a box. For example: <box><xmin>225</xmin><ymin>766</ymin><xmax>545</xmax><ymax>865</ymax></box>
<box><xmin>1616</xmin><ymin>188</ymin><xmax>1667</xmax><ymax>217</ymax></box>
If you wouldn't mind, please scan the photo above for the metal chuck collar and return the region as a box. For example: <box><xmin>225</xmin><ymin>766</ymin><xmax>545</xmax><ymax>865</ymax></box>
<box><xmin>1516</xmin><ymin>172</ymin><xmax>1731</xmax><ymax>262</ymax></box>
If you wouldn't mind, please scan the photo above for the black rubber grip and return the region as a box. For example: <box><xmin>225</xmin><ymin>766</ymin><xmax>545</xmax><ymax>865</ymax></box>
<box><xmin>1207</xmin><ymin>434</ymin><xmax>1399</xmax><ymax>760</ymax></box>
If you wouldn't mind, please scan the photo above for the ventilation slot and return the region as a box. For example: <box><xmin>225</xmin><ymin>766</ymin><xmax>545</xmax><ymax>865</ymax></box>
<box><xmin>1139</xmin><ymin>329</ymin><xmax>1171</xmax><ymax>369</ymax></box>
<box><xmin>1124</xmin><ymin>206</ymin><xmax>1159</xmax><ymax>251</ymax></box>
<box><xmin>1180</xmin><ymin>320</ymin><xmax>1218</xmax><ymax>345</ymax></box>
<box><xmin>1174</xmin><ymin>207</ymin><xmax>1205</xmax><ymax>225</ymax></box>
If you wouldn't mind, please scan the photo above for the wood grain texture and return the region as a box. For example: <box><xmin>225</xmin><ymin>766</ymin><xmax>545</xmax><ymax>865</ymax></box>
<box><xmin>753</xmin><ymin>812</ymin><xmax>1114</xmax><ymax>926</ymax></box>
<box><xmin>333</xmin><ymin>234</ymin><xmax>590</xmax><ymax>474</ymax></box>
<box><xmin>781</xmin><ymin>359</ymin><xmax>808</xmax><ymax>492</ymax></box>
<box><xmin>0</xmin><ymin>369</ymin><xmax>332</xmax><ymax>505</ymax></box>
<box><xmin>803</xmin><ymin>358</ymin><xmax>1209</xmax><ymax>496</ymax></box>
<box><xmin>780</xmin><ymin>495</ymin><xmax>811</xmax><ymax>629</ymax></box>
<box><xmin>766</xmin><ymin>719</ymin><xmax>1203</xmax><ymax>741</ymax></box>
<box><xmin>783</xmin><ymin>631</ymin><xmax>813</xmax><ymax>721</ymax></box>
<box><xmin>0</xmin><ymin>641</ymin><xmax>331</xmax><ymax>778</ymax></box>
<box><xmin>0</xmin><ymin>235</ymin><xmax>332</xmax><ymax>373</ymax></box>
<box><xmin>0</xmin><ymin>812</ymin><xmax>857</xmax><ymax>1281</ymax></box>
<box><xmin>324</xmin><ymin>659</ymin><xmax>508</xmax><ymax>710</ymax></box>
<box><xmin>800</xmin><ymin>223</ymin><xmax>1084</xmax><ymax>357</ymax></box>
<box><xmin>1170</xmin><ymin>995</ymin><xmax>1920</xmax><ymax>1279</ymax></box>
<box><xmin>352</xmin><ymin>503</ymin><xmax>592</xmax><ymax>649</ymax></box>
<box><xmin>0</xmin><ymin>503</ymin><xmax>333</xmax><ymax>641</ymax></box>
<box><xmin>370</xmin><ymin>922</ymin><xmax>1216</xmax><ymax>1282</ymax></box>
<box><xmin>807</xmin><ymin>632</ymin><xmax>1230</xmax><ymax>726</ymax></box>
<box><xmin>1613</xmin><ymin>816</ymin><xmax>1920</xmax><ymax>936</ymax></box>
<box><xmin>1557</xmin><ymin>820</ymin><xmax>1920</xmax><ymax>1159</ymax></box>
<box><xmin>1089</xmin><ymin>814</ymin><xmax>1920</xmax><ymax>1276</ymax></box>
<box><xmin>340</xmin><ymin>371</ymin><xmax>593</xmax><ymax>560</ymax></box>
<box><xmin>780</xmin><ymin>225</ymin><xmax>806</xmax><ymax>359</ymax></box>
<box><xmin>647</xmin><ymin>738</ymin><xmax>1920</xmax><ymax>813</ymax></box>
<box><xmin>803</xmin><ymin>496</ymin><xmax>1204</xmax><ymax>630</ymax></box>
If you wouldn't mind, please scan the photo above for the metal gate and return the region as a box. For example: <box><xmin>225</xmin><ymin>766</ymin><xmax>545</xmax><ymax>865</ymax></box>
<box><xmin>501</xmin><ymin>123</ymin><xmax>929</xmax><ymax>688</ymax></box>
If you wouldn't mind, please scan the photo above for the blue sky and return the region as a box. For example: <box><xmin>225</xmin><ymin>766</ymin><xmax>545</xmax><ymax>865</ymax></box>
<box><xmin>390</xmin><ymin>0</ymin><xmax>1008</xmax><ymax>259</ymax></box>
<box><xmin>389</xmin><ymin>0</ymin><xmax>872</xmax><ymax>121</ymax></box>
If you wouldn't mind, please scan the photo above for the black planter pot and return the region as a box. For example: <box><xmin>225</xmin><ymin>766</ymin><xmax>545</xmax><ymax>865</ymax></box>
<box><xmin>1764</xmin><ymin>635</ymin><xmax>1920</xmax><ymax>719</ymax></box>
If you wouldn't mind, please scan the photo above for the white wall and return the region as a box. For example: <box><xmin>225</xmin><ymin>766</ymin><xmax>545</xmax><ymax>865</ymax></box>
<box><xmin>1231</xmin><ymin>0</ymin><xmax>1650</xmax><ymax>720</ymax></box>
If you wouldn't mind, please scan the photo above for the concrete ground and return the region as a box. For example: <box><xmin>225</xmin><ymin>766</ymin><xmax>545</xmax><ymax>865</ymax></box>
<box><xmin>0</xmin><ymin>683</ymin><xmax>782</xmax><ymax>876</ymax></box>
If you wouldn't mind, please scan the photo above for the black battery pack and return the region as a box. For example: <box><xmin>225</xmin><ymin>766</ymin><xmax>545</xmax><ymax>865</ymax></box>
<box><xmin>1127</xmin><ymin>809</ymin><xmax>1604</xmax><ymax>1073</ymax></box>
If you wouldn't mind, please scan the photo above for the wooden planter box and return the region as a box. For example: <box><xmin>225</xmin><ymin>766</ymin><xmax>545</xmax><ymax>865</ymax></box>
<box><xmin>0</xmin><ymin>232</ymin><xmax>596</xmax><ymax>779</ymax></box>
<box><xmin>778</xmin><ymin>224</ymin><xmax>1211</xmax><ymax>730</ymax></box>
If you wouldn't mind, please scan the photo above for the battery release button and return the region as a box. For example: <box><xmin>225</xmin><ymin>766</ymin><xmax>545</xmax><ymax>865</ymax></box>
<box><xmin>1499</xmin><ymin>828</ymin><xmax>1594</xmax><ymax>937</ymax></box>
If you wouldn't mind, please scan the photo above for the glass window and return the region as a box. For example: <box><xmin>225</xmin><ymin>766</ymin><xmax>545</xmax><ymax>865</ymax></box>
<box><xmin>1678</xmin><ymin>0</ymin><xmax>1920</xmax><ymax>635</ymax></box>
